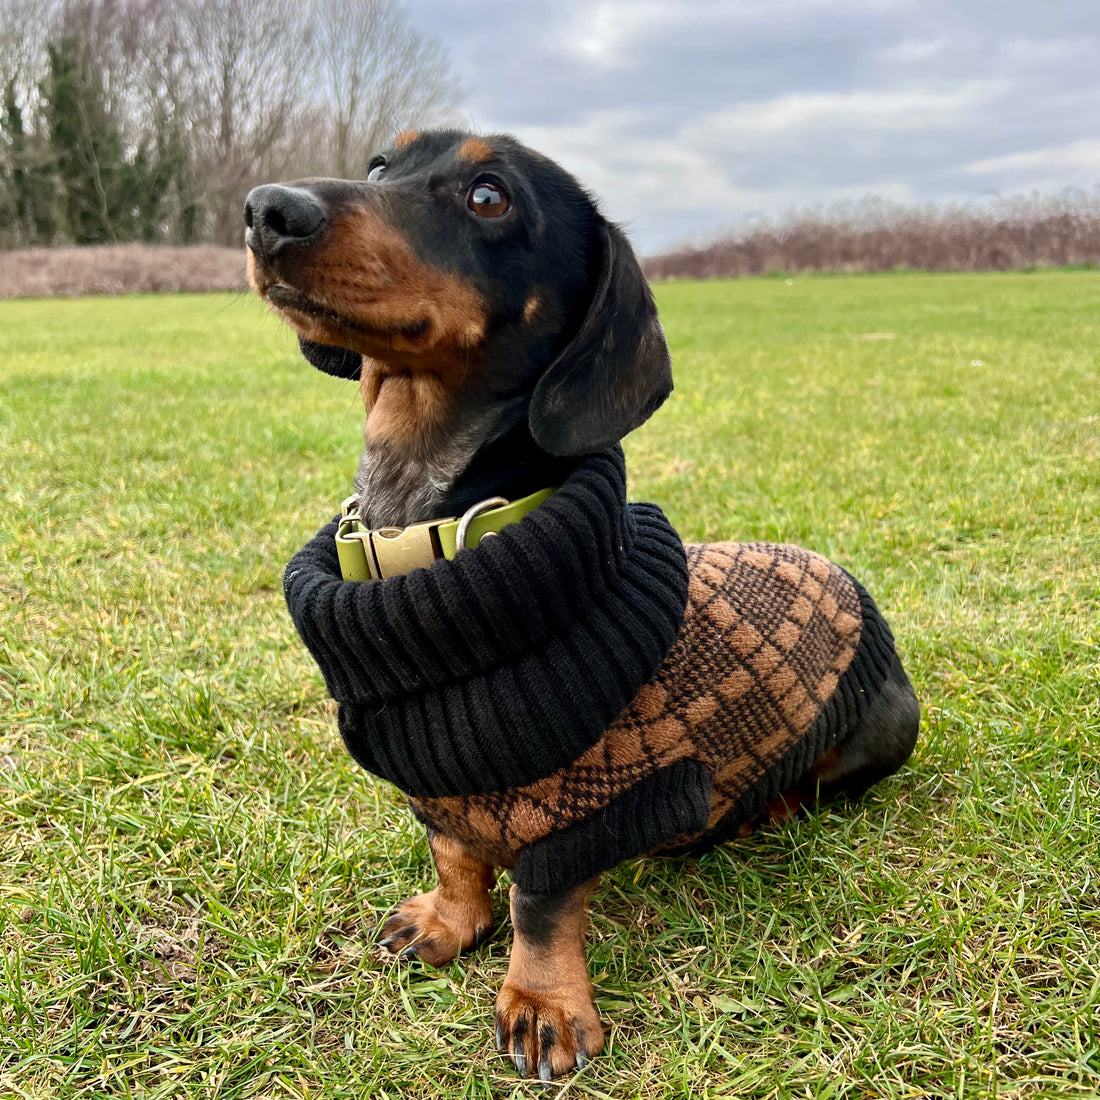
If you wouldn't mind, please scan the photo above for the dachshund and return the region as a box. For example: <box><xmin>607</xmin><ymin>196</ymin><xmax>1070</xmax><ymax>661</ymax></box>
<box><xmin>245</xmin><ymin>129</ymin><xmax>919</xmax><ymax>1080</ymax></box>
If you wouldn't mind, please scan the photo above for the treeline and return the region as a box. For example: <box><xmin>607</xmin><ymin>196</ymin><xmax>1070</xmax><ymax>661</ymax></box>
<box><xmin>0</xmin><ymin>0</ymin><xmax>459</xmax><ymax>249</ymax></box>
<box><xmin>643</xmin><ymin>193</ymin><xmax>1100</xmax><ymax>280</ymax></box>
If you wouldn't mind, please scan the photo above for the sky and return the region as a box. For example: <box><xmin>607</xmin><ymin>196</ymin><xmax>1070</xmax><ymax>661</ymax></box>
<box><xmin>402</xmin><ymin>0</ymin><xmax>1100</xmax><ymax>255</ymax></box>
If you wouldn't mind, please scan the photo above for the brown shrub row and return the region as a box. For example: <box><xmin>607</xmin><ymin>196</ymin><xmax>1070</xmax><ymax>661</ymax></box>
<box><xmin>4</xmin><ymin>193</ymin><xmax>1099</xmax><ymax>299</ymax></box>
<box><xmin>0</xmin><ymin>245</ymin><xmax>248</xmax><ymax>299</ymax></box>
<box><xmin>643</xmin><ymin>193</ymin><xmax>1100</xmax><ymax>280</ymax></box>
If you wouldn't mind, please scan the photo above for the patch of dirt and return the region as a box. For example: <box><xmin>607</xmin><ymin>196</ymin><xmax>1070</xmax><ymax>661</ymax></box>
<box><xmin>133</xmin><ymin>919</ymin><xmax>214</xmax><ymax>983</ymax></box>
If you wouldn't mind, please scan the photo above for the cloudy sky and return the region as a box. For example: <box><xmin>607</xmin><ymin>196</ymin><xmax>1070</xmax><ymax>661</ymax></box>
<box><xmin>403</xmin><ymin>0</ymin><xmax>1100</xmax><ymax>255</ymax></box>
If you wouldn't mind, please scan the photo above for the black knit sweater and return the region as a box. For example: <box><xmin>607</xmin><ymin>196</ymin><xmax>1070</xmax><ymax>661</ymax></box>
<box><xmin>283</xmin><ymin>448</ymin><xmax>690</xmax><ymax>797</ymax></box>
<box><xmin>285</xmin><ymin>448</ymin><xmax>904</xmax><ymax>895</ymax></box>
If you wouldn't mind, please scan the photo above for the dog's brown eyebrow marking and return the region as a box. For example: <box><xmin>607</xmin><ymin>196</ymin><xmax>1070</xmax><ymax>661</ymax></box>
<box><xmin>395</xmin><ymin>130</ymin><xmax>421</xmax><ymax>148</ymax></box>
<box><xmin>523</xmin><ymin>295</ymin><xmax>541</xmax><ymax>322</ymax></box>
<box><xmin>458</xmin><ymin>137</ymin><xmax>494</xmax><ymax>163</ymax></box>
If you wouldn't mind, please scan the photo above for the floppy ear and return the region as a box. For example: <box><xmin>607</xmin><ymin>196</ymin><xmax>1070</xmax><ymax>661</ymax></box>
<box><xmin>298</xmin><ymin>336</ymin><xmax>362</xmax><ymax>380</ymax></box>
<box><xmin>528</xmin><ymin>219</ymin><xmax>672</xmax><ymax>456</ymax></box>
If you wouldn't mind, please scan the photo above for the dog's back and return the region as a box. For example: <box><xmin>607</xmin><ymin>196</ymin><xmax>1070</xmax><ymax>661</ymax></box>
<box><xmin>409</xmin><ymin>539</ymin><xmax>915</xmax><ymax>894</ymax></box>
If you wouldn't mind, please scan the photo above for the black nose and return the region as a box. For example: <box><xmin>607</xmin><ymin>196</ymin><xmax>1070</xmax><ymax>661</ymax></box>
<box><xmin>244</xmin><ymin>185</ymin><xmax>326</xmax><ymax>257</ymax></box>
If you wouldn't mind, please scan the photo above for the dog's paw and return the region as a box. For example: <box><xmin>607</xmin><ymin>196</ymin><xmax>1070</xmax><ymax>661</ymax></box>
<box><xmin>494</xmin><ymin>982</ymin><xmax>605</xmax><ymax>1079</ymax></box>
<box><xmin>376</xmin><ymin>889</ymin><xmax>492</xmax><ymax>967</ymax></box>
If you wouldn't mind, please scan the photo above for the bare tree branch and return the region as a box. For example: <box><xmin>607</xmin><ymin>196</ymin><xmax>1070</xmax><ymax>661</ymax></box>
<box><xmin>0</xmin><ymin>0</ymin><xmax>464</xmax><ymax>244</ymax></box>
<box><xmin>304</xmin><ymin>0</ymin><xmax>462</xmax><ymax>179</ymax></box>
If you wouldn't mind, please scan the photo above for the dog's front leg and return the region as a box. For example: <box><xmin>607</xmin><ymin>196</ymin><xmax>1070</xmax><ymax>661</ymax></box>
<box><xmin>495</xmin><ymin>878</ymin><xmax>605</xmax><ymax>1079</ymax></box>
<box><xmin>378</xmin><ymin>829</ymin><xmax>495</xmax><ymax>966</ymax></box>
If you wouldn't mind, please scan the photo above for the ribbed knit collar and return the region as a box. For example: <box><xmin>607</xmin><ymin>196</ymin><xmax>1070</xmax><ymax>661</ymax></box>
<box><xmin>283</xmin><ymin>447</ymin><xmax>689</xmax><ymax>797</ymax></box>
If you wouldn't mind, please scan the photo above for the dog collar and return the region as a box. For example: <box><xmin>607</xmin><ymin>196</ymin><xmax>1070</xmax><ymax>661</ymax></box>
<box><xmin>335</xmin><ymin>488</ymin><xmax>555</xmax><ymax>581</ymax></box>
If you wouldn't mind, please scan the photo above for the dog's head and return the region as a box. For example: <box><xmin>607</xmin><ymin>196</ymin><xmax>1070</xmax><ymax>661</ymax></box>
<box><xmin>245</xmin><ymin>130</ymin><xmax>671</xmax><ymax>458</ymax></box>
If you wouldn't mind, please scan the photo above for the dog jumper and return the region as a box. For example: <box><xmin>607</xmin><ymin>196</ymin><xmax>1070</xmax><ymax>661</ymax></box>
<box><xmin>284</xmin><ymin>449</ymin><xmax>899</xmax><ymax>895</ymax></box>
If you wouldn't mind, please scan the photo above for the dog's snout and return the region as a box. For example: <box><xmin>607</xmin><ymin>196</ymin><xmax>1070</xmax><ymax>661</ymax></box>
<box><xmin>244</xmin><ymin>185</ymin><xmax>326</xmax><ymax>257</ymax></box>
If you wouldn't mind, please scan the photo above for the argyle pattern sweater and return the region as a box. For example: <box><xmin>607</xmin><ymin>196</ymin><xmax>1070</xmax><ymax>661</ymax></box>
<box><xmin>409</xmin><ymin>540</ymin><xmax>896</xmax><ymax>893</ymax></box>
<box><xmin>284</xmin><ymin>449</ymin><xmax>899</xmax><ymax>895</ymax></box>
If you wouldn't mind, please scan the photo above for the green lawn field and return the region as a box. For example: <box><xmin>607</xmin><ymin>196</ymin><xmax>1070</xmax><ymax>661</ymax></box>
<box><xmin>1</xmin><ymin>273</ymin><xmax>1097</xmax><ymax>1099</ymax></box>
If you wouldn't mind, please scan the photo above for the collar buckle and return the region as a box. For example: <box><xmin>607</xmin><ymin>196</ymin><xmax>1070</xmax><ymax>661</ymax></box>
<box><xmin>334</xmin><ymin>487</ymin><xmax>555</xmax><ymax>581</ymax></box>
<box><xmin>369</xmin><ymin>520</ymin><xmax>445</xmax><ymax>579</ymax></box>
<box><xmin>336</xmin><ymin>496</ymin><xmax>450</xmax><ymax>581</ymax></box>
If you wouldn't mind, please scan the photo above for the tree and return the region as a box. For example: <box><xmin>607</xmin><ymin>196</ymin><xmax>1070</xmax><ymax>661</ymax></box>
<box><xmin>0</xmin><ymin>0</ymin><xmax>49</xmax><ymax>104</ymax></box>
<box><xmin>1</xmin><ymin>77</ymin><xmax>61</xmax><ymax>245</ymax></box>
<box><xmin>43</xmin><ymin>34</ymin><xmax>130</xmax><ymax>243</ymax></box>
<box><xmin>308</xmin><ymin>0</ymin><xmax>461</xmax><ymax>180</ymax></box>
<box><xmin>180</xmin><ymin>0</ymin><xmax>312</xmax><ymax>244</ymax></box>
<box><xmin>0</xmin><ymin>0</ymin><xmax>463</xmax><ymax>246</ymax></box>
<box><xmin>0</xmin><ymin>0</ymin><xmax>54</xmax><ymax>245</ymax></box>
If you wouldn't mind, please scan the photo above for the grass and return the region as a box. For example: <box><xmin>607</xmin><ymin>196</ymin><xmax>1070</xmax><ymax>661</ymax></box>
<box><xmin>1</xmin><ymin>273</ymin><xmax>1097</xmax><ymax>1099</ymax></box>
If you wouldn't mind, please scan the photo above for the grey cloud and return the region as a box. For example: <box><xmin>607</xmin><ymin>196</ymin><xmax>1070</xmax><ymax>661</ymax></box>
<box><xmin>404</xmin><ymin>0</ymin><xmax>1100</xmax><ymax>253</ymax></box>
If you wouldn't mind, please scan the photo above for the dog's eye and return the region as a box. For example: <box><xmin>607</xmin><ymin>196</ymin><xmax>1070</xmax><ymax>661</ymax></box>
<box><xmin>467</xmin><ymin>180</ymin><xmax>510</xmax><ymax>219</ymax></box>
<box><xmin>367</xmin><ymin>161</ymin><xmax>386</xmax><ymax>182</ymax></box>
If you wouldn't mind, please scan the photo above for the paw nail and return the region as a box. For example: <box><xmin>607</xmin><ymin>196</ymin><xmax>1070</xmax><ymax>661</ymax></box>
<box><xmin>495</xmin><ymin>1022</ymin><xmax>504</xmax><ymax>1051</ymax></box>
<box><xmin>539</xmin><ymin>1060</ymin><xmax>551</xmax><ymax>1082</ymax></box>
<box><xmin>378</xmin><ymin>936</ymin><xmax>394</xmax><ymax>948</ymax></box>
<box><xmin>514</xmin><ymin>1052</ymin><xmax>527</xmax><ymax>1078</ymax></box>
<box><xmin>576</xmin><ymin>1051</ymin><xmax>588</xmax><ymax>1069</ymax></box>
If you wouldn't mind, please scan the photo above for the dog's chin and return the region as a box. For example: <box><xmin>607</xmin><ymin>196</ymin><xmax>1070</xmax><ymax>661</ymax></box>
<box><xmin>265</xmin><ymin>283</ymin><xmax>432</xmax><ymax>355</ymax></box>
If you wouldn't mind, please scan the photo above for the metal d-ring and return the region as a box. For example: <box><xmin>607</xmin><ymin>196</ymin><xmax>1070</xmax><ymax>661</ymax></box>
<box><xmin>455</xmin><ymin>496</ymin><xmax>509</xmax><ymax>552</ymax></box>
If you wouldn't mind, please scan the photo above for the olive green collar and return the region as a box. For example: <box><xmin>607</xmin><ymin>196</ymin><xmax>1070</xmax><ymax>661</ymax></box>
<box><xmin>335</xmin><ymin>488</ymin><xmax>555</xmax><ymax>581</ymax></box>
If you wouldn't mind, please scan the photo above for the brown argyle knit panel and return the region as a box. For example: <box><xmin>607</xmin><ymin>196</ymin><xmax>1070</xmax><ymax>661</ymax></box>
<box><xmin>410</xmin><ymin>542</ymin><xmax>899</xmax><ymax>893</ymax></box>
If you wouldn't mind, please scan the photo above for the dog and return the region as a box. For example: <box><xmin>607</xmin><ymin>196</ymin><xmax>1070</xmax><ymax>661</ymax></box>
<box><xmin>245</xmin><ymin>129</ymin><xmax>920</xmax><ymax>1080</ymax></box>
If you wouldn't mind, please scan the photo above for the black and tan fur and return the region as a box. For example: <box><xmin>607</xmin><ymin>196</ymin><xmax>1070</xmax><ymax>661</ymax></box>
<box><xmin>245</xmin><ymin>130</ymin><xmax>919</xmax><ymax>1080</ymax></box>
